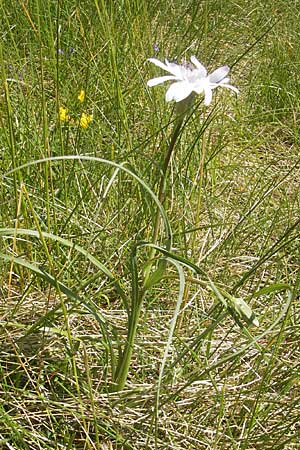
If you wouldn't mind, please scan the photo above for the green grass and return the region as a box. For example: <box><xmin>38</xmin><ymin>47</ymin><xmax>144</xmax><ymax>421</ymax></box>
<box><xmin>1</xmin><ymin>0</ymin><xmax>300</xmax><ymax>448</ymax></box>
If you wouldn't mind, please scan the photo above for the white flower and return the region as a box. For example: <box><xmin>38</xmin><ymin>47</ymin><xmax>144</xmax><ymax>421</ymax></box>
<box><xmin>147</xmin><ymin>55</ymin><xmax>239</xmax><ymax>105</ymax></box>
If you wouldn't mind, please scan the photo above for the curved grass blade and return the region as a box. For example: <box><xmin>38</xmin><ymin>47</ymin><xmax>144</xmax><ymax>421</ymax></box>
<box><xmin>154</xmin><ymin>257</ymin><xmax>185</xmax><ymax>446</ymax></box>
<box><xmin>0</xmin><ymin>227</ymin><xmax>129</xmax><ymax>310</ymax></box>
<box><xmin>2</xmin><ymin>155</ymin><xmax>173</xmax><ymax>249</ymax></box>
<box><xmin>0</xmin><ymin>252</ymin><xmax>117</xmax><ymax>374</ymax></box>
<box><xmin>161</xmin><ymin>285</ymin><xmax>293</xmax><ymax>408</ymax></box>
<box><xmin>136</xmin><ymin>241</ymin><xmax>260</xmax><ymax>328</ymax></box>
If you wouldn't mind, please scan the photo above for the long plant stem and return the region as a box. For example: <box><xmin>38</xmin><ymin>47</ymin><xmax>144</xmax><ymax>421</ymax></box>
<box><xmin>143</xmin><ymin>115</ymin><xmax>185</xmax><ymax>287</ymax></box>
<box><xmin>114</xmin><ymin>247</ymin><xmax>140</xmax><ymax>391</ymax></box>
<box><xmin>153</xmin><ymin>118</ymin><xmax>184</xmax><ymax>240</ymax></box>
<box><xmin>115</xmin><ymin>112</ymin><xmax>186</xmax><ymax>391</ymax></box>
<box><xmin>114</xmin><ymin>300</ymin><xmax>143</xmax><ymax>391</ymax></box>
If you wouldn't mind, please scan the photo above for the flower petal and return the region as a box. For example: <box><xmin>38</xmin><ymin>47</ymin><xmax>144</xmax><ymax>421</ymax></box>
<box><xmin>147</xmin><ymin>75</ymin><xmax>177</xmax><ymax>87</ymax></box>
<box><xmin>165</xmin><ymin>60</ymin><xmax>186</xmax><ymax>77</ymax></box>
<box><xmin>147</xmin><ymin>58</ymin><xmax>170</xmax><ymax>73</ymax></box>
<box><xmin>192</xmin><ymin>79</ymin><xmax>207</xmax><ymax>94</ymax></box>
<box><xmin>165</xmin><ymin>81</ymin><xmax>193</xmax><ymax>102</ymax></box>
<box><xmin>203</xmin><ymin>87</ymin><xmax>213</xmax><ymax>106</ymax></box>
<box><xmin>190</xmin><ymin>56</ymin><xmax>207</xmax><ymax>77</ymax></box>
<box><xmin>221</xmin><ymin>83</ymin><xmax>239</xmax><ymax>94</ymax></box>
<box><xmin>220</xmin><ymin>77</ymin><xmax>230</xmax><ymax>84</ymax></box>
<box><xmin>148</xmin><ymin>58</ymin><xmax>184</xmax><ymax>78</ymax></box>
<box><xmin>208</xmin><ymin>65</ymin><xmax>230</xmax><ymax>83</ymax></box>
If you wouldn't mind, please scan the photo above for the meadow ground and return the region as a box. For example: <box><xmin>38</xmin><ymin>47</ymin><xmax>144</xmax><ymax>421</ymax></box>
<box><xmin>1</xmin><ymin>1</ymin><xmax>300</xmax><ymax>449</ymax></box>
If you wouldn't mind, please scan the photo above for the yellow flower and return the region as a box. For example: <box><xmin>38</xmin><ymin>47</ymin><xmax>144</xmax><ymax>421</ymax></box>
<box><xmin>79</xmin><ymin>112</ymin><xmax>93</xmax><ymax>129</ymax></box>
<box><xmin>78</xmin><ymin>90</ymin><xmax>85</xmax><ymax>103</ymax></box>
<box><xmin>59</xmin><ymin>106</ymin><xmax>69</xmax><ymax>122</ymax></box>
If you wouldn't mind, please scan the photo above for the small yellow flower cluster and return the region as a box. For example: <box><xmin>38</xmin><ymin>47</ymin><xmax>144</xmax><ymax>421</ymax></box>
<box><xmin>78</xmin><ymin>90</ymin><xmax>85</xmax><ymax>103</ymax></box>
<box><xmin>79</xmin><ymin>112</ymin><xmax>93</xmax><ymax>129</ymax></box>
<box><xmin>59</xmin><ymin>106</ymin><xmax>69</xmax><ymax>122</ymax></box>
<box><xmin>59</xmin><ymin>90</ymin><xmax>93</xmax><ymax>129</ymax></box>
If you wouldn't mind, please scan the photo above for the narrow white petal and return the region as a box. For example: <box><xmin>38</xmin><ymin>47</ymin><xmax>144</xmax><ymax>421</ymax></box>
<box><xmin>147</xmin><ymin>58</ymin><xmax>171</xmax><ymax>73</ymax></box>
<box><xmin>165</xmin><ymin>60</ymin><xmax>186</xmax><ymax>78</ymax></box>
<box><xmin>192</xmin><ymin>79</ymin><xmax>206</xmax><ymax>94</ymax></box>
<box><xmin>220</xmin><ymin>77</ymin><xmax>230</xmax><ymax>84</ymax></box>
<box><xmin>204</xmin><ymin>87</ymin><xmax>213</xmax><ymax>105</ymax></box>
<box><xmin>147</xmin><ymin>75</ymin><xmax>177</xmax><ymax>87</ymax></box>
<box><xmin>148</xmin><ymin>57</ymin><xmax>185</xmax><ymax>78</ymax></box>
<box><xmin>190</xmin><ymin>56</ymin><xmax>207</xmax><ymax>76</ymax></box>
<box><xmin>209</xmin><ymin>65</ymin><xmax>230</xmax><ymax>83</ymax></box>
<box><xmin>221</xmin><ymin>83</ymin><xmax>239</xmax><ymax>94</ymax></box>
<box><xmin>165</xmin><ymin>81</ymin><xmax>193</xmax><ymax>102</ymax></box>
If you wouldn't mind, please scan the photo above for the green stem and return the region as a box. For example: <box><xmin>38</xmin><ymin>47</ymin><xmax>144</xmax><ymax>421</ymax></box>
<box><xmin>115</xmin><ymin>101</ymin><xmax>192</xmax><ymax>391</ymax></box>
<box><xmin>114</xmin><ymin>299</ymin><xmax>143</xmax><ymax>391</ymax></box>
<box><xmin>0</xmin><ymin>42</ymin><xmax>21</xmax><ymax>208</ymax></box>
<box><xmin>143</xmin><ymin>113</ymin><xmax>186</xmax><ymax>288</ymax></box>
<box><xmin>154</xmin><ymin>118</ymin><xmax>184</xmax><ymax>235</ymax></box>
<box><xmin>113</xmin><ymin>246</ymin><xmax>141</xmax><ymax>391</ymax></box>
